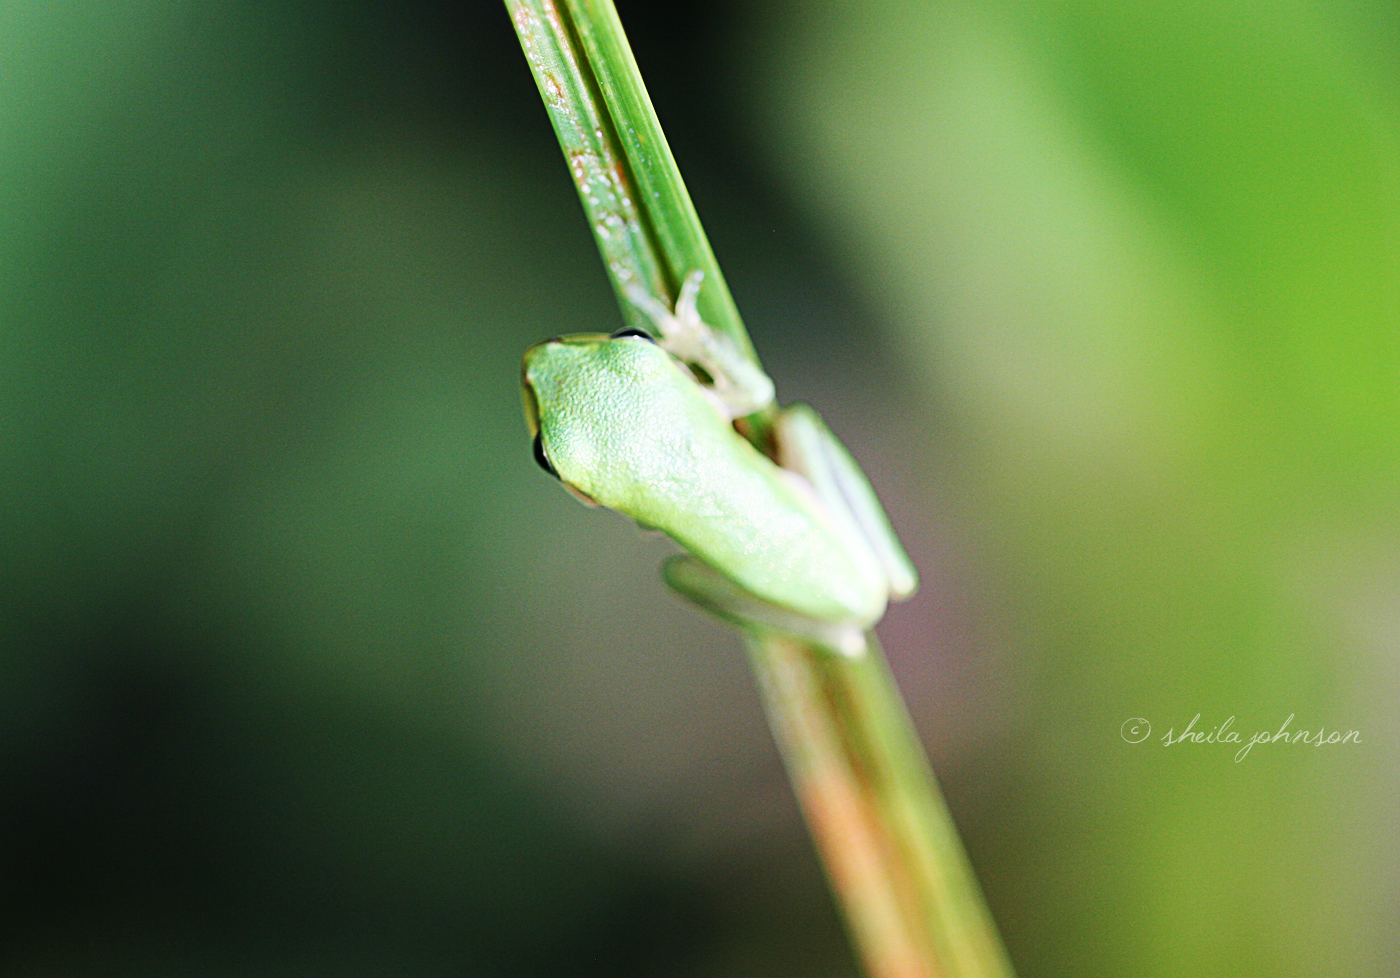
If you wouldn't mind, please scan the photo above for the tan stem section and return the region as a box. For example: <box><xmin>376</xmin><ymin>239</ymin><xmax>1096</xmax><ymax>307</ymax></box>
<box><xmin>746</xmin><ymin>633</ymin><xmax>1015</xmax><ymax>978</ymax></box>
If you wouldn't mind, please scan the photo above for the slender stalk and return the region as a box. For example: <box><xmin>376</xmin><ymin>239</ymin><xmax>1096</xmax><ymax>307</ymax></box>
<box><xmin>507</xmin><ymin>0</ymin><xmax>665</xmax><ymax>333</ymax></box>
<box><xmin>748</xmin><ymin>633</ymin><xmax>1014</xmax><ymax>978</ymax></box>
<box><xmin>504</xmin><ymin>3</ymin><xmax>1014</xmax><ymax>975</ymax></box>
<box><xmin>559</xmin><ymin>0</ymin><xmax>758</xmax><ymax>363</ymax></box>
<box><xmin>505</xmin><ymin>0</ymin><xmax>755</xmax><ymax>358</ymax></box>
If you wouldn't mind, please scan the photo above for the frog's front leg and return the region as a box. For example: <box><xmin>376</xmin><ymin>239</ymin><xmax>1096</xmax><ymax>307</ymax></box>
<box><xmin>625</xmin><ymin>271</ymin><xmax>775</xmax><ymax>417</ymax></box>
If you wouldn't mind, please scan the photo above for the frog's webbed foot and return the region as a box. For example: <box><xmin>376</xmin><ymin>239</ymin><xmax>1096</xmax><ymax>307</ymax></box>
<box><xmin>625</xmin><ymin>271</ymin><xmax>775</xmax><ymax>418</ymax></box>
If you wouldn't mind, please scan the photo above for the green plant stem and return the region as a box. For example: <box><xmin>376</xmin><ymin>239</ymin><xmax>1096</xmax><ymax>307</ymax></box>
<box><xmin>504</xmin><ymin>3</ymin><xmax>1014</xmax><ymax>975</ymax></box>
<box><xmin>505</xmin><ymin>0</ymin><xmax>755</xmax><ymax>360</ymax></box>
<box><xmin>506</xmin><ymin>0</ymin><xmax>666</xmax><ymax>334</ymax></box>
<box><xmin>748</xmin><ymin>632</ymin><xmax>1014</xmax><ymax>978</ymax></box>
<box><xmin>560</xmin><ymin>0</ymin><xmax>757</xmax><ymax>364</ymax></box>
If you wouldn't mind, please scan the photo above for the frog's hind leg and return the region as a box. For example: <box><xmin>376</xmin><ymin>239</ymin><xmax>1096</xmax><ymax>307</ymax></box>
<box><xmin>663</xmin><ymin>555</ymin><xmax>867</xmax><ymax>657</ymax></box>
<box><xmin>776</xmin><ymin>405</ymin><xmax>918</xmax><ymax>600</ymax></box>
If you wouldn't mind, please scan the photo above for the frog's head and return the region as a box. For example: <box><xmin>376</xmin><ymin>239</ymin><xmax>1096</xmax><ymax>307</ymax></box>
<box><xmin>520</xmin><ymin>329</ymin><xmax>656</xmax><ymax>441</ymax></box>
<box><xmin>521</xmin><ymin>328</ymin><xmax>686</xmax><ymax>506</ymax></box>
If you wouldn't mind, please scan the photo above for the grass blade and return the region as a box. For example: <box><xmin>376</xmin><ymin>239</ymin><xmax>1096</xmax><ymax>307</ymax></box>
<box><xmin>505</xmin><ymin>0</ymin><xmax>756</xmax><ymax>360</ymax></box>
<box><xmin>507</xmin><ymin>0</ymin><xmax>667</xmax><ymax>332</ymax></box>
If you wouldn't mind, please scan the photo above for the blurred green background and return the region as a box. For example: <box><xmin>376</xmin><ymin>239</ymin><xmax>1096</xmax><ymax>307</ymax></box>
<box><xmin>1</xmin><ymin>1</ymin><xmax>1395</xmax><ymax>975</ymax></box>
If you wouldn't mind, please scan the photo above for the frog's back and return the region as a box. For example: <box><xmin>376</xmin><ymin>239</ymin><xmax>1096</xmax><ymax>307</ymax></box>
<box><xmin>525</xmin><ymin>337</ymin><xmax>885</xmax><ymax>625</ymax></box>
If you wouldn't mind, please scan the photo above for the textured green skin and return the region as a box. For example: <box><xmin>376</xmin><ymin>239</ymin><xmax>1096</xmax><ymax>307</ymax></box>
<box><xmin>523</xmin><ymin>334</ymin><xmax>887</xmax><ymax>625</ymax></box>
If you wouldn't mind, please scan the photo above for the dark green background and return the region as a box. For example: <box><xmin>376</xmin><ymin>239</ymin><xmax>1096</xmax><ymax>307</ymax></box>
<box><xmin>2</xmin><ymin>2</ymin><xmax>1395</xmax><ymax>975</ymax></box>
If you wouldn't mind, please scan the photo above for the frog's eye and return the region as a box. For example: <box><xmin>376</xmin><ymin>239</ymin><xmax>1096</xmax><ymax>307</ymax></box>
<box><xmin>610</xmin><ymin>327</ymin><xmax>655</xmax><ymax>342</ymax></box>
<box><xmin>532</xmin><ymin>432</ymin><xmax>560</xmax><ymax>479</ymax></box>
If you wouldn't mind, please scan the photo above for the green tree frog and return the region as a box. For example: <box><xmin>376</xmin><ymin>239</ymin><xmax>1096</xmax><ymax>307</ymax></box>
<box><xmin>521</xmin><ymin>272</ymin><xmax>917</xmax><ymax>656</ymax></box>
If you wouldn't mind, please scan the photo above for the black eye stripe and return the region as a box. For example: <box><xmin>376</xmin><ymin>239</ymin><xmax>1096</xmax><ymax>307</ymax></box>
<box><xmin>532</xmin><ymin>432</ymin><xmax>559</xmax><ymax>479</ymax></box>
<box><xmin>610</xmin><ymin>327</ymin><xmax>655</xmax><ymax>341</ymax></box>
